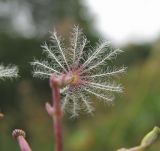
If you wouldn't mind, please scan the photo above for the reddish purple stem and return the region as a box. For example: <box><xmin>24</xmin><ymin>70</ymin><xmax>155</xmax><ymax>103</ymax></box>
<box><xmin>50</xmin><ymin>77</ymin><xmax>63</xmax><ymax>151</ymax></box>
<box><xmin>17</xmin><ymin>136</ymin><xmax>32</xmax><ymax>151</ymax></box>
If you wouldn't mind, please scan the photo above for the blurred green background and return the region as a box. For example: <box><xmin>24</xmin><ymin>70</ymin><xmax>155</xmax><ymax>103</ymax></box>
<box><xmin>0</xmin><ymin>0</ymin><xmax>159</xmax><ymax>151</ymax></box>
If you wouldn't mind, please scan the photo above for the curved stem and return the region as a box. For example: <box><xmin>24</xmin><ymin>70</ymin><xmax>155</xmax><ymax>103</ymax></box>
<box><xmin>17</xmin><ymin>136</ymin><xmax>32</xmax><ymax>151</ymax></box>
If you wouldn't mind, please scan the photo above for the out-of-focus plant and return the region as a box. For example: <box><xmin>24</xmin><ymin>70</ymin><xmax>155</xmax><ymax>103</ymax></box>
<box><xmin>0</xmin><ymin>64</ymin><xmax>18</xmax><ymax>119</ymax></box>
<box><xmin>0</xmin><ymin>65</ymin><xmax>18</xmax><ymax>80</ymax></box>
<box><xmin>117</xmin><ymin>126</ymin><xmax>160</xmax><ymax>151</ymax></box>
<box><xmin>0</xmin><ymin>112</ymin><xmax>4</xmax><ymax>119</ymax></box>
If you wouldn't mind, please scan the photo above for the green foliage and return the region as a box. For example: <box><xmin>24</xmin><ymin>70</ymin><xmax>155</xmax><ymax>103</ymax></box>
<box><xmin>117</xmin><ymin>43</ymin><xmax>152</xmax><ymax>66</ymax></box>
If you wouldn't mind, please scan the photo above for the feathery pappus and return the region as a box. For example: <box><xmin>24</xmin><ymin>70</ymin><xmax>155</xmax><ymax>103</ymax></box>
<box><xmin>31</xmin><ymin>26</ymin><xmax>126</xmax><ymax>116</ymax></box>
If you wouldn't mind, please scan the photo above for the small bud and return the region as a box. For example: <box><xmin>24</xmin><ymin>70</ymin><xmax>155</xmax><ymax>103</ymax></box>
<box><xmin>12</xmin><ymin>129</ymin><xmax>26</xmax><ymax>139</ymax></box>
<box><xmin>12</xmin><ymin>129</ymin><xmax>32</xmax><ymax>151</ymax></box>
<box><xmin>140</xmin><ymin>126</ymin><xmax>160</xmax><ymax>148</ymax></box>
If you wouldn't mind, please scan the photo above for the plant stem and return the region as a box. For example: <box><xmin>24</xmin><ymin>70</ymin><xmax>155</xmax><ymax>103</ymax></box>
<box><xmin>17</xmin><ymin>136</ymin><xmax>32</xmax><ymax>151</ymax></box>
<box><xmin>51</xmin><ymin>80</ymin><xmax>63</xmax><ymax>151</ymax></box>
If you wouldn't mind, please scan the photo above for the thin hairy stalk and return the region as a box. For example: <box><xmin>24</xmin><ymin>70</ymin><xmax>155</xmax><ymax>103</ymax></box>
<box><xmin>82</xmin><ymin>41</ymin><xmax>110</xmax><ymax>69</ymax></box>
<box><xmin>32</xmin><ymin>61</ymin><xmax>60</xmax><ymax>73</ymax></box>
<box><xmin>75</xmin><ymin>38</ymin><xmax>87</xmax><ymax>67</ymax></box>
<box><xmin>62</xmin><ymin>93</ymin><xmax>69</xmax><ymax>110</ymax></box>
<box><xmin>81</xmin><ymin>94</ymin><xmax>94</xmax><ymax>113</ymax></box>
<box><xmin>82</xmin><ymin>49</ymin><xmax>122</xmax><ymax>73</ymax></box>
<box><xmin>82</xmin><ymin>67</ymin><xmax>126</xmax><ymax>78</ymax></box>
<box><xmin>72</xmin><ymin>26</ymin><xmax>79</xmax><ymax>63</ymax></box>
<box><xmin>33</xmin><ymin>71</ymin><xmax>52</xmax><ymax>77</ymax></box>
<box><xmin>51</xmin><ymin>31</ymin><xmax>70</xmax><ymax>71</ymax></box>
<box><xmin>71</xmin><ymin>96</ymin><xmax>79</xmax><ymax>117</ymax></box>
<box><xmin>87</xmin><ymin>82</ymin><xmax>122</xmax><ymax>91</ymax></box>
<box><xmin>84</xmin><ymin>88</ymin><xmax>113</xmax><ymax>102</ymax></box>
<box><xmin>88</xmin><ymin>84</ymin><xmax>122</xmax><ymax>92</ymax></box>
<box><xmin>42</xmin><ymin>43</ymin><xmax>67</xmax><ymax>72</ymax></box>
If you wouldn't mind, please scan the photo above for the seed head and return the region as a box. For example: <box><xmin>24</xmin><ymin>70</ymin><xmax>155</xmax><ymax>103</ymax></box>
<box><xmin>31</xmin><ymin>26</ymin><xmax>126</xmax><ymax>116</ymax></box>
<box><xmin>12</xmin><ymin>129</ymin><xmax>32</xmax><ymax>151</ymax></box>
<box><xmin>12</xmin><ymin>129</ymin><xmax>26</xmax><ymax>139</ymax></box>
